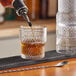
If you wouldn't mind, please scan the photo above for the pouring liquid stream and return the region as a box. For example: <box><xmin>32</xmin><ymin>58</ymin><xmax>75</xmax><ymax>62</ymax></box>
<box><xmin>30</xmin><ymin>26</ymin><xmax>35</xmax><ymax>39</ymax></box>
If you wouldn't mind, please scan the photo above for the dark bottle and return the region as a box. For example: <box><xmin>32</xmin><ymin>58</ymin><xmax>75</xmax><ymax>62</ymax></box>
<box><xmin>40</xmin><ymin>0</ymin><xmax>48</xmax><ymax>19</ymax></box>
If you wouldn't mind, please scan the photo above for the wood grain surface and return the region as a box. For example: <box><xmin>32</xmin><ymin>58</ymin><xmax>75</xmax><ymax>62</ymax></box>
<box><xmin>0</xmin><ymin>58</ymin><xmax>76</xmax><ymax>76</ymax></box>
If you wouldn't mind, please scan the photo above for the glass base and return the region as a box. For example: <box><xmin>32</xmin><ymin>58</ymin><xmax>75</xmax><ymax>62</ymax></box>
<box><xmin>21</xmin><ymin>54</ymin><xmax>45</xmax><ymax>59</ymax></box>
<box><xmin>56</xmin><ymin>50</ymin><xmax>76</xmax><ymax>56</ymax></box>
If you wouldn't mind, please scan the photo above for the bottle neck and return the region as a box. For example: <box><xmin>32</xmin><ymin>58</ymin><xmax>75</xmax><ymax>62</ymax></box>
<box><xmin>13</xmin><ymin>0</ymin><xmax>28</xmax><ymax>15</ymax></box>
<box><xmin>13</xmin><ymin>0</ymin><xmax>32</xmax><ymax>27</ymax></box>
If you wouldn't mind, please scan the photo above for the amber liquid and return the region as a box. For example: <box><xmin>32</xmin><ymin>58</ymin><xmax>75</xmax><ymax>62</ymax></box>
<box><xmin>21</xmin><ymin>40</ymin><xmax>45</xmax><ymax>57</ymax></box>
<box><xmin>30</xmin><ymin>26</ymin><xmax>35</xmax><ymax>38</ymax></box>
<box><xmin>0</xmin><ymin>0</ymin><xmax>13</xmax><ymax>6</ymax></box>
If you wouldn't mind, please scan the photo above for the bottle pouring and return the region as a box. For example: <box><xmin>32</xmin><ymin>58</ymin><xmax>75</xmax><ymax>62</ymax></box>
<box><xmin>0</xmin><ymin>0</ymin><xmax>32</xmax><ymax>27</ymax></box>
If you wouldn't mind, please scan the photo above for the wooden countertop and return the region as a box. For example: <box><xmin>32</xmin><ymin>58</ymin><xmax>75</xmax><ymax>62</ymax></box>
<box><xmin>0</xmin><ymin>58</ymin><xmax>76</xmax><ymax>76</ymax></box>
<box><xmin>0</xmin><ymin>19</ymin><xmax>56</xmax><ymax>38</ymax></box>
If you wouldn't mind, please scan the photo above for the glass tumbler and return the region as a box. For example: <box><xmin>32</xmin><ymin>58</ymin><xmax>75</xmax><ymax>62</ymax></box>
<box><xmin>20</xmin><ymin>25</ymin><xmax>47</xmax><ymax>59</ymax></box>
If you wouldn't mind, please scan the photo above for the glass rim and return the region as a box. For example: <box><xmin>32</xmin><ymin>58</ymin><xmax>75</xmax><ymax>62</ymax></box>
<box><xmin>20</xmin><ymin>25</ymin><xmax>47</xmax><ymax>29</ymax></box>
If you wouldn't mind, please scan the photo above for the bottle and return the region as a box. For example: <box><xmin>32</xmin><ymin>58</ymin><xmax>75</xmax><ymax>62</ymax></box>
<box><xmin>47</xmin><ymin>0</ymin><xmax>57</xmax><ymax>18</ymax></box>
<box><xmin>39</xmin><ymin>0</ymin><xmax>48</xmax><ymax>19</ymax></box>
<box><xmin>56</xmin><ymin>0</ymin><xmax>76</xmax><ymax>56</ymax></box>
<box><xmin>0</xmin><ymin>0</ymin><xmax>32</xmax><ymax>27</ymax></box>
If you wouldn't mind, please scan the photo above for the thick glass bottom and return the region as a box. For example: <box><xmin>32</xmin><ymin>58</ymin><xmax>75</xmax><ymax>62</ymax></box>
<box><xmin>21</xmin><ymin>54</ymin><xmax>45</xmax><ymax>59</ymax></box>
